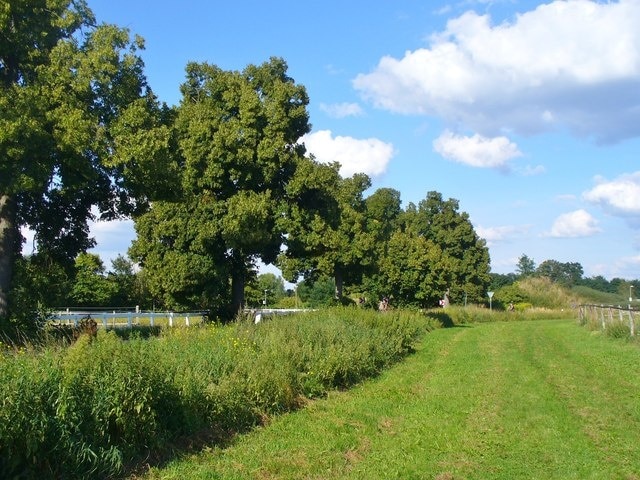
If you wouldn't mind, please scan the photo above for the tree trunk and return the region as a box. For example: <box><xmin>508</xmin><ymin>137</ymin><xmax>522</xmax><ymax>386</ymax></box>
<box><xmin>0</xmin><ymin>194</ymin><xmax>19</xmax><ymax>319</ymax></box>
<box><xmin>230</xmin><ymin>251</ymin><xmax>246</xmax><ymax>315</ymax></box>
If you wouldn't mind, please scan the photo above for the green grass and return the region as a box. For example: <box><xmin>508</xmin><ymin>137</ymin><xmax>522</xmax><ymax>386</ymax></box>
<box><xmin>145</xmin><ymin>319</ymin><xmax>640</xmax><ymax>479</ymax></box>
<box><xmin>0</xmin><ymin>308</ymin><xmax>427</xmax><ymax>478</ymax></box>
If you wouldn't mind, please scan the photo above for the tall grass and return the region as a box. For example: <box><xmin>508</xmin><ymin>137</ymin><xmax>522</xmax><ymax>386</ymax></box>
<box><xmin>0</xmin><ymin>308</ymin><xmax>428</xmax><ymax>479</ymax></box>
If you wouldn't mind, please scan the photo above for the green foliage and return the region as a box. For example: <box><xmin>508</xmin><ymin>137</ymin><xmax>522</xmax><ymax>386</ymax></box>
<box><xmin>366</xmin><ymin>191</ymin><xmax>491</xmax><ymax>308</ymax></box>
<box><xmin>537</xmin><ymin>259</ymin><xmax>584</xmax><ymax>286</ymax></box>
<box><xmin>0</xmin><ymin>0</ymin><xmax>155</xmax><ymax>321</ymax></box>
<box><xmin>296</xmin><ymin>276</ymin><xmax>336</xmax><ymax>307</ymax></box>
<box><xmin>0</xmin><ymin>308</ymin><xmax>427</xmax><ymax>478</ymax></box>
<box><xmin>494</xmin><ymin>283</ymin><xmax>527</xmax><ymax>307</ymax></box>
<box><xmin>245</xmin><ymin>273</ymin><xmax>286</xmax><ymax>308</ymax></box>
<box><xmin>604</xmin><ymin>321</ymin><xmax>631</xmax><ymax>339</ymax></box>
<box><xmin>571</xmin><ymin>285</ymin><xmax>625</xmax><ymax>305</ymax></box>
<box><xmin>130</xmin><ymin>57</ymin><xmax>311</xmax><ymax>316</ymax></box>
<box><xmin>517</xmin><ymin>277</ymin><xmax>581</xmax><ymax>309</ymax></box>
<box><xmin>70</xmin><ymin>253</ymin><xmax>116</xmax><ymax>307</ymax></box>
<box><xmin>515</xmin><ymin>253</ymin><xmax>536</xmax><ymax>277</ymax></box>
<box><xmin>5</xmin><ymin>254</ymin><xmax>69</xmax><ymax>333</ymax></box>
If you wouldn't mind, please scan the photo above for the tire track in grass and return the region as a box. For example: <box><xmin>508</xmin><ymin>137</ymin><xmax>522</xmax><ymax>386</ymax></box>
<box><xmin>476</xmin><ymin>320</ymin><xmax>611</xmax><ymax>480</ymax></box>
<box><xmin>523</xmin><ymin>321</ymin><xmax>640</xmax><ymax>478</ymax></box>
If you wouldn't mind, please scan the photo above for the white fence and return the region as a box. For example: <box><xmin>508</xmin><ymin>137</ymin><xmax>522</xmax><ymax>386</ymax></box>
<box><xmin>578</xmin><ymin>304</ymin><xmax>640</xmax><ymax>336</ymax></box>
<box><xmin>52</xmin><ymin>309</ymin><xmax>208</xmax><ymax>328</ymax></box>
<box><xmin>52</xmin><ymin>307</ymin><xmax>312</xmax><ymax>329</ymax></box>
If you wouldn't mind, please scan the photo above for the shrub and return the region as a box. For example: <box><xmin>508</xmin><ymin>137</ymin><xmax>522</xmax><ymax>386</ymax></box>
<box><xmin>0</xmin><ymin>308</ymin><xmax>429</xmax><ymax>478</ymax></box>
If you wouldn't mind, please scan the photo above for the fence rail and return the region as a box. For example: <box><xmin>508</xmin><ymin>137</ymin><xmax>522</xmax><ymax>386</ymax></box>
<box><xmin>578</xmin><ymin>304</ymin><xmax>640</xmax><ymax>336</ymax></box>
<box><xmin>52</xmin><ymin>310</ymin><xmax>208</xmax><ymax>328</ymax></box>
<box><xmin>52</xmin><ymin>307</ymin><xmax>312</xmax><ymax>329</ymax></box>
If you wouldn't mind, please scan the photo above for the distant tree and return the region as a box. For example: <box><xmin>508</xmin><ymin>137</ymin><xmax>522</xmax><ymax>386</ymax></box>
<box><xmin>537</xmin><ymin>259</ymin><xmax>584</xmax><ymax>286</ymax></box>
<box><xmin>296</xmin><ymin>276</ymin><xmax>336</xmax><ymax>308</ymax></box>
<box><xmin>402</xmin><ymin>192</ymin><xmax>491</xmax><ymax>305</ymax></box>
<box><xmin>490</xmin><ymin>272</ymin><xmax>518</xmax><ymax>290</ymax></box>
<box><xmin>107</xmin><ymin>254</ymin><xmax>148</xmax><ymax>307</ymax></box>
<box><xmin>376</xmin><ymin>230</ymin><xmax>446</xmax><ymax>308</ymax></box>
<box><xmin>70</xmin><ymin>253</ymin><xmax>116</xmax><ymax>307</ymax></box>
<box><xmin>578</xmin><ymin>275</ymin><xmax>613</xmax><ymax>293</ymax></box>
<box><xmin>368</xmin><ymin>191</ymin><xmax>490</xmax><ymax>307</ymax></box>
<box><xmin>516</xmin><ymin>254</ymin><xmax>536</xmax><ymax>277</ymax></box>
<box><xmin>245</xmin><ymin>273</ymin><xmax>286</xmax><ymax>308</ymax></box>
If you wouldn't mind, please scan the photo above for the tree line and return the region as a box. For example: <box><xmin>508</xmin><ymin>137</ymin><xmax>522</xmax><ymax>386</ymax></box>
<box><xmin>0</xmin><ymin>1</ymin><xmax>491</xmax><ymax>331</ymax></box>
<box><xmin>490</xmin><ymin>254</ymin><xmax>640</xmax><ymax>308</ymax></box>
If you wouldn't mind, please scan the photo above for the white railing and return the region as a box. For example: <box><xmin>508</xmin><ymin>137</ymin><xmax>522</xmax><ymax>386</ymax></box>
<box><xmin>52</xmin><ymin>309</ymin><xmax>208</xmax><ymax>328</ymax></box>
<box><xmin>244</xmin><ymin>308</ymin><xmax>312</xmax><ymax>323</ymax></box>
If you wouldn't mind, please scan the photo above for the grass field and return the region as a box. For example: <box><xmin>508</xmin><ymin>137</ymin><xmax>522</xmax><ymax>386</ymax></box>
<box><xmin>143</xmin><ymin>318</ymin><xmax>640</xmax><ymax>480</ymax></box>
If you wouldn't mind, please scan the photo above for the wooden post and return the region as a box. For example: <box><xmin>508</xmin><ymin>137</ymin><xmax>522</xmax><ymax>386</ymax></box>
<box><xmin>629</xmin><ymin>307</ymin><xmax>635</xmax><ymax>337</ymax></box>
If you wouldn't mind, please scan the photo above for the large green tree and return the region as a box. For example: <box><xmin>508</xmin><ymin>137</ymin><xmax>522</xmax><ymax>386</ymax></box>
<box><xmin>405</xmin><ymin>192</ymin><xmax>491</xmax><ymax>304</ymax></box>
<box><xmin>130</xmin><ymin>58</ymin><xmax>310</xmax><ymax>317</ymax></box>
<box><xmin>0</xmin><ymin>0</ymin><xmax>152</xmax><ymax>321</ymax></box>
<box><xmin>278</xmin><ymin>162</ymin><xmax>373</xmax><ymax>300</ymax></box>
<box><xmin>370</xmin><ymin>191</ymin><xmax>490</xmax><ymax>307</ymax></box>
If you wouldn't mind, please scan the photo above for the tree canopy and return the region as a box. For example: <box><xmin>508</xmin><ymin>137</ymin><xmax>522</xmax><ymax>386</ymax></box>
<box><xmin>0</xmin><ymin>0</ymin><xmax>154</xmax><ymax>321</ymax></box>
<box><xmin>129</xmin><ymin>58</ymin><xmax>311</xmax><ymax>317</ymax></box>
<box><xmin>1</xmin><ymin>3</ymin><xmax>495</xmax><ymax>328</ymax></box>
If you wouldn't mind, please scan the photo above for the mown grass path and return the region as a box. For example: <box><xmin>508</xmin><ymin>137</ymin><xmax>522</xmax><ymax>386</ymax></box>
<box><xmin>145</xmin><ymin>319</ymin><xmax>640</xmax><ymax>479</ymax></box>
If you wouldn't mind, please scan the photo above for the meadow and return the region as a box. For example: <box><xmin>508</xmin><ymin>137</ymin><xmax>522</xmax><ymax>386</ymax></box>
<box><xmin>144</xmin><ymin>317</ymin><xmax>640</xmax><ymax>480</ymax></box>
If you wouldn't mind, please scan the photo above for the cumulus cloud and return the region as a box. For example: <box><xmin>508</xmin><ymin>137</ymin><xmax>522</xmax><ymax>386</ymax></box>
<box><xmin>433</xmin><ymin>130</ymin><xmax>522</xmax><ymax>169</ymax></box>
<box><xmin>583</xmin><ymin>172</ymin><xmax>640</xmax><ymax>226</ymax></box>
<box><xmin>301</xmin><ymin>130</ymin><xmax>395</xmax><ymax>177</ymax></box>
<box><xmin>547</xmin><ymin>209</ymin><xmax>601</xmax><ymax>238</ymax></box>
<box><xmin>353</xmin><ymin>0</ymin><xmax>640</xmax><ymax>142</ymax></box>
<box><xmin>319</xmin><ymin>102</ymin><xmax>364</xmax><ymax>118</ymax></box>
<box><xmin>475</xmin><ymin>224</ymin><xmax>531</xmax><ymax>246</ymax></box>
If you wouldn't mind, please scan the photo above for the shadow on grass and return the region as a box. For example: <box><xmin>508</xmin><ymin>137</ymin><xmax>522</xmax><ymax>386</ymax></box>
<box><xmin>426</xmin><ymin>311</ymin><xmax>473</xmax><ymax>329</ymax></box>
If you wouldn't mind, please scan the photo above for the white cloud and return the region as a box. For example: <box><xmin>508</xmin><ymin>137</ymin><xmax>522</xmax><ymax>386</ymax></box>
<box><xmin>319</xmin><ymin>102</ymin><xmax>364</xmax><ymax>118</ymax></box>
<box><xmin>476</xmin><ymin>224</ymin><xmax>531</xmax><ymax>246</ymax></box>
<box><xmin>301</xmin><ymin>130</ymin><xmax>395</xmax><ymax>177</ymax></box>
<box><xmin>583</xmin><ymin>172</ymin><xmax>640</xmax><ymax>225</ymax></box>
<box><xmin>433</xmin><ymin>130</ymin><xmax>522</xmax><ymax>169</ymax></box>
<box><xmin>354</xmin><ymin>0</ymin><xmax>640</xmax><ymax>142</ymax></box>
<box><xmin>547</xmin><ymin>209</ymin><xmax>601</xmax><ymax>238</ymax></box>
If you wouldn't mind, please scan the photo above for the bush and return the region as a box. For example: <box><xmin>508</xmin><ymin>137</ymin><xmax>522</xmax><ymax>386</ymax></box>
<box><xmin>0</xmin><ymin>308</ymin><xmax>429</xmax><ymax>478</ymax></box>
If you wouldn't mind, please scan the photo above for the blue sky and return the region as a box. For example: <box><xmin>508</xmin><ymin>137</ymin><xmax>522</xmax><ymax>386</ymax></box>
<box><xmin>71</xmin><ymin>0</ymin><xmax>640</xmax><ymax>281</ymax></box>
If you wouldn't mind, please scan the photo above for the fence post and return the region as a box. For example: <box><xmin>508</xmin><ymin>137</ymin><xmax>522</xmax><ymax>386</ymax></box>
<box><xmin>185</xmin><ymin>314</ymin><xmax>190</xmax><ymax>327</ymax></box>
<box><xmin>629</xmin><ymin>306</ymin><xmax>635</xmax><ymax>337</ymax></box>
<box><xmin>127</xmin><ymin>312</ymin><xmax>132</xmax><ymax>329</ymax></box>
<box><xmin>600</xmin><ymin>305</ymin><xmax>605</xmax><ymax>331</ymax></box>
<box><xmin>169</xmin><ymin>312</ymin><xmax>174</xmax><ymax>327</ymax></box>
<box><xmin>150</xmin><ymin>312</ymin><xmax>155</xmax><ymax>327</ymax></box>
<box><xmin>102</xmin><ymin>313</ymin><xmax>107</xmax><ymax>329</ymax></box>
